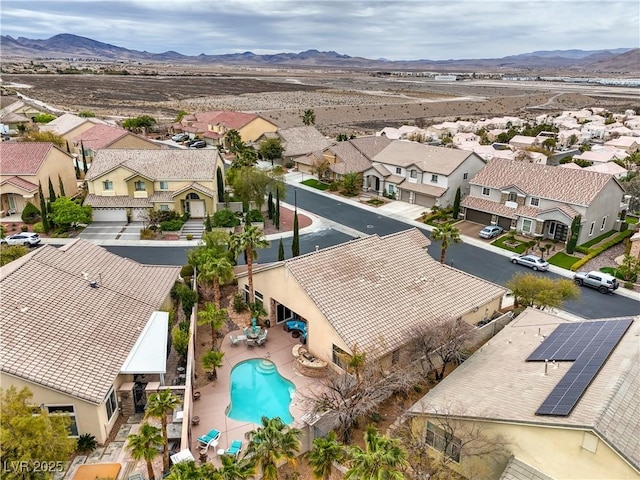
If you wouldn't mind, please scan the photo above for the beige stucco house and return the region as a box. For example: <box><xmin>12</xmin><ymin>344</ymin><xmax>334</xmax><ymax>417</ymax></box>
<box><xmin>83</xmin><ymin>148</ymin><xmax>225</xmax><ymax>221</ymax></box>
<box><xmin>461</xmin><ymin>158</ymin><xmax>628</xmax><ymax>245</ymax></box>
<box><xmin>0</xmin><ymin>142</ymin><xmax>77</xmax><ymax>217</ymax></box>
<box><xmin>0</xmin><ymin>240</ymin><xmax>180</xmax><ymax>444</ymax></box>
<box><xmin>407</xmin><ymin>308</ymin><xmax>640</xmax><ymax>479</ymax></box>
<box><xmin>237</xmin><ymin>229</ymin><xmax>506</xmax><ymax>368</ymax></box>
<box><xmin>39</xmin><ymin>113</ymin><xmax>108</xmax><ymax>144</ymax></box>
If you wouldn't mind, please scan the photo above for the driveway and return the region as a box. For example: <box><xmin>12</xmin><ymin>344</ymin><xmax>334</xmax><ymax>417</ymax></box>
<box><xmin>118</xmin><ymin>222</ymin><xmax>144</xmax><ymax>241</ymax></box>
<box><xmin>79</xmin><ymin>222</ymin><xmax>127</xmax><ymax>241</ymax></box>
<box><xmin>454</xmin><ymin>220</ymin><xmax>486</xmax><ymax>239</ymax></box>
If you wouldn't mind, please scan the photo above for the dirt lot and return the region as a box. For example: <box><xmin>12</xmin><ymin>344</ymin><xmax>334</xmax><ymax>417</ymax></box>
<box><xmin>4</xmin><ymin>69</ymin><xmax>639</xmax><ymax>137</ymax></box>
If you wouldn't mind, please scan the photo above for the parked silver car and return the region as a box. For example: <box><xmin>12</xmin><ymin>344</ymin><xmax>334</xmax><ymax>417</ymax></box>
<box><xmin>510</xmin><ymin>254</ymin><xmax>549</xmax><ymax>271</ymax></box>
<box><xmin>1</xmin><ymin>232</ymin><xmax>41</xmax><ymax>247</ymax></box>
<box><xmin>573</xmin><ymin>271</ymin><xmax>619</xmax><ymax>294</ymax></box>
<box><xmin>479</xmin><ymin>225</ymin><xmax>504</xmax><ymax>239</ymax></box>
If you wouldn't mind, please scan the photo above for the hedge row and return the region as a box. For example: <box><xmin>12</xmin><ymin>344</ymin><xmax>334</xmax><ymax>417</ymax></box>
<box><xmin>570</xmin><ymin>230</ymin><xmax>634</xmax><ymax>271</ymax></box>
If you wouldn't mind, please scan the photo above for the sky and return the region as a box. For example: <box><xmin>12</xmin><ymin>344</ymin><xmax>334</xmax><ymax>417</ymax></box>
<box><xmin>1</xmin><ymin>0</ymin><xmax>638</xmax><ymax>61</ymax></box>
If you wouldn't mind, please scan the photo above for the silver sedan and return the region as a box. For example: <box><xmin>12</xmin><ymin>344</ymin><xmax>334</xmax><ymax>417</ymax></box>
<box><xmin>510</xmin><ymin>254</ymin><xmax>549</xmax><ymax>271</ymax></box>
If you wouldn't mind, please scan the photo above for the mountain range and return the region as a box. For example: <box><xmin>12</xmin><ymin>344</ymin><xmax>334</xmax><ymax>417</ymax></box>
<box><xmin>1</xmin><ymin>34</ymin><xmax>638</xmax><ymax>72</ymax></box>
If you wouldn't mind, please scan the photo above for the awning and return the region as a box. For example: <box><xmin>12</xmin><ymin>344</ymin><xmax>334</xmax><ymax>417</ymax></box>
<box><xmin>120</xmin><ymin>311</ymin><xmax>168</xmax><ymax>374</ymax></box>
<box><xmin>171</xmin><ymin>449</ymin><xmax>196</xmax><ymax>465</ymax></box>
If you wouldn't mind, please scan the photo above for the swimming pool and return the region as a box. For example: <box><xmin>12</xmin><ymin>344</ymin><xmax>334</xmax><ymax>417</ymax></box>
<box><xmin>227</xmin><ymin>359</ymin><xmax>295</xmax><ymax>424</ymax></box>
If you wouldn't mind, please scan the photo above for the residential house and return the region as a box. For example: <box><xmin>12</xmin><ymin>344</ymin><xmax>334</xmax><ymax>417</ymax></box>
<box><xmin>468</xmin><ymin>144</ymin><xmax>515</xmax><ymax>162</ymax></box>
<box><xmin>0</xmin><ymin>96</ymin><xmax>49</xmax><ymax>133</ymax></box>
<box><xmin>236</xmin><ymin>229</ymin><xmax>506</xmax><ymax>369</ymax></box>
<box><xmin>573</xmin><ymin>146</ymin><xmax>627</xmax><ymax>164</ymax></box>
<box><xmin>72</xmin><ymin>124</ymin><xmax>161</xmax><ymax>165</ymax></box>
<box><xmin>0</xmin><ymin>239</ymin><xmax>180</xmax><ymax>444</ymax></box>
<box><xmin>0</xmin><ymin>142</ymin><xmax>77</xmax><ymax>217</ymax></box>
<box><xmin>263</xmin><ymin>126</ymin><xmax>332</xmax><ymax>168</ymax></box>
<box><xmin>509</xmin><ymin>135</ymin><xmax>538</xmax><ymax>150</ymax></box>
<box><xmin>84</xmin><ymin>148</ymin><xmax>225</xmax><ymax>221</ymax></box>
<box><xmin>173</xmin><ymin>110</ymin><xmax>277</xmax><ymax>148</ymax></box>
<box><xmin>368</xmin><ymin>141</ymin><xmax>486</xmax><ymax>208</ymax></box>
<box><xmin>318</xmin><ymin>136</ymin><xmax>392</xmax><ymax>178</ymax></box>
<box><xmin>604</xmin><ymin>135</ymin><xmax>640</xmax><ymax>154</ymax></box>
<box><xmin>584</xmin><ymin>162</ymin><xmax>629</xmax><ymax>179</ymax></box>
<box><xmin>460</xmin><ymin>158</ymin><xmax>628</xmax><ymax>245</ymax></box>
<box><xmin>407</xmin><ymin>308</ymin><xmax>640</xmax><ymax>479</ymax></box>
<box><xmin>39</xmin><ymin>113</ymin><xmax>108</xmax><ymax>144</ymax></box>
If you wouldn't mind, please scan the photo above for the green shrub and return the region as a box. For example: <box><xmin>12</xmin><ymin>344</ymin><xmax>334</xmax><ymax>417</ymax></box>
<box><xmin>21</xmin><ymin>202</ymin><xmax>40</xmax><ymax>224</ymax></box>
<box><xmin>20</xmin><ymin>225</ymin><xmax>28</xmax><ymax>232</ymax></box>
<box><xmin>328</xmin><ymin>182</ymin><xmax>339</xmax><ymax>191</ymax></box>
<box><xmin>181</xmin><ymin>212</ymin><xmax>190</xmax><ymax>222</ymax></box>
<box><xmin>186</xmin><ymin>234</ymin><xmax>193</xmax><ymax>240</ymax></box>
<box><xmin>32</xmin><ymin>222</ymin><xmax>45</xmax><ymax>234</ymax></box>
<box><xmin>246</xmin><ymin>209</ymin><xmax>264</xmax><ymax>223</ymax></box>
<box><xmin>213</xmin><ymin>208</ymin><xmax>240</xmax><ymax>228</ymax></box>
<box><xmin>233</xmin><ymin>293</ymin><xmax>248</xmax><ymax>313</ymax></box>
<box><xmin>570</xmin><ymin>230</ymin><xmax>634</xmax><ymax>271</ymax></box>
<box><xmin>76</xmin><ymin>433</ymin><xmax>98</xmax><ymax>454</ymax></box>
<box><xmin>160</xmin><ymin>219</ymin><xmax>184</xmax><ymax>231</ymax></box>
<box><xmin>180</xmin><ymin>264</ymin><xmax>194</xmax><ymax>279</ymax></box>
<box><xmin>272</xmin><ymin>165</ymin><xmax>284</xmax><ymax>174</ymax></box>
<box><xmin>623</xmin><ymin>281</ymin><xmax>634</xmax><ymax>289</ymax></box>
<box><xmin>0</xmin><ymin>225</ymin><xmax>6</xmax><ymax>238</ymax></box>
<box><xmin>284</xmin><ymin>160</ymin><xmax>294</xmax><ymax>168</ymax></box>
<box><xmin>580</xmin><ymin>230</ymin><xmax>616</xmax><ymax>248</ymax></box>
<box><xmin>0</xmin><ymin>244</ymin><xmax>29</xmax><ymax>266</ymax></box>
<box><xmin>574</xmin><ymin>245</ymin><xmax>592</xmax><ymax>255</ymax></box>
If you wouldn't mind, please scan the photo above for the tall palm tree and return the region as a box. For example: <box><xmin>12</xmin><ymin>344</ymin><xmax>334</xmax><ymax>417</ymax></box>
<box><xmin>225</xmin><ymin>129</ymin><xmax>243</xmax><ymax>153</ymax></box>
<box><xmin>144</xmin><ymin>390</ymin><xmax>181</xmax><ymax>474</ymax></box>
<box><xmin>244</xmin><ymin>416</ymin><xmax>301</xmax><ymax>480</ymax></box>
<box><xmin>216</xmin><ymin>454</ymin><xmax>256</xmax><ymax>480</ymax></box>
<box><xmin>126</xmin><ymin>423</ymin><xmax>163</xmax><ymax>480</ymax></box>
<box><xmin>198</xmin><ymin>302</ymin><xmax>228</xmax><ymax>346</ymax></box>
<box><xmin>306</xmin><ymin>431</ymin><xmax>345</xmax><ymax>480</ymax></box>
<box><xmin>345</xmin><ymin>425</ymin><xmax>408</xmax><ymax>480</ymax></box>
<box><xmin>230</xmin><ymin>225</ymin><xmax>269</xmax><ymax>303</ymax></box>
<box><xmin>431</xmin><ymin>223</ymin><xmax>462</xmax><ymax>264</ymax></box>
<box><xmin>202</xmin><ymin>349</ymin><xmax>225</xmax><ymax>380</ymax></box>
<box><xmin>302</xmin><ymin>109</ymin><xmax>316</xmax><ymax>126</ymax></box>
<box><xmin>198</xmin><ymin>254</ymin><xmax>234</xmax><ymax>308</ymax></box>
<box><xmin>165</xmin><ymin>460</ymin><xmax>216</xmax><ymax>480</ymax></box>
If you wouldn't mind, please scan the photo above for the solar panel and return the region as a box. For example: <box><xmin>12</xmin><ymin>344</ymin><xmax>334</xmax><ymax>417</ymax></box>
<box><xmin>532</xmin><ymin>318</ymin><xmax>633</xmax><ymax>417</ymax></box>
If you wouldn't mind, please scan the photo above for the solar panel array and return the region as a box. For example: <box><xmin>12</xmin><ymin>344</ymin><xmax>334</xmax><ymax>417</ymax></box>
<box><xmin>526</xmin><ymin>318</ymin><xmax>633</xmax><ymax>417</ymax></box>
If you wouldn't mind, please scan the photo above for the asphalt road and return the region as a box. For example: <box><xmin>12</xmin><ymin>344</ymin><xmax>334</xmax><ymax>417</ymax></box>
<box><xmin>105</xmin><ymin>187</ymin><xmax>639</xmax><ymax>319</ymax></box>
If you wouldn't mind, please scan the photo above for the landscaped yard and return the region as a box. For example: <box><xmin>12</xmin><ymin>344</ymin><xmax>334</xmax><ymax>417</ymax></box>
<box><xmin>491</xmin><ymin>235</ymin><xmax>528</xmax><ymax>254</ymax></box>
<box><xmin>580</xmin><ymin>230</ymin><xmax>616</xmax><ymax>248</ymax></box>
<box><xmin>301</xmin><ymin>178</ymin><xmax>329</xmax><ymax>190</ymax></box>
<box><xmin>548</xmin><ymin>251</ymin><xmax>581</xmax><ymax>269</ymax></box>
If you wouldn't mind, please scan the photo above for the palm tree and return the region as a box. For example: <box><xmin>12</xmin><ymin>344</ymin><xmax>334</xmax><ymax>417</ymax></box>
<box><xmin>126</xmin><ymin>423</ymin><xmax>163</xmax><ymax>480</ymax></box>
<box><xmin>431</xmin><ymin>223</ymin><xmax>462</xmax><ymax>264</ymax></box>
<box><xmin>340</xmin><ymin>172</ymin><xmax>362</xmax><ymax>196</ymax></box>
<box><xmin>198</xmin><ymin>302</ymin><xmax>228</xmax><ymax>346</ymax></box>
<box><xmin>244</xmin><ymin>416</ymin><xmax>301</xmax><ymax>480</ymax></box>
<box><xmin>216</xmin><ymin>454</ymin><xmax>256</xmax><ymax>480</ymax></box>
<box><xmin>144</xmin><ymin>390</ymin><xmax>181</xmax><ymax>474</ymax></box>
<box><xmin>230</xmin><ymin>225</ymin><xmax>269</xmax><ymax>303</ymax></box>
<box><xmin>202</xmin><ymin>349</ymin><xmax>225</xmax><ymax>380</ymax></box>
<box><xmin>225</xmin><ymin>129</ymin><xmax>243</xmax><ymax>153</ymax></box>
<box><xmin>198</xmin><ymin>254</ymin><xmax>234</xmax><ymax>307</ymax></box>
<box><xmin>345</xmin><ymin>344</ymin><xmax>366</xmax><ymax>383</ymax></box>
<box><xmin>307</xmin><ymin>431</ymin><xmax>345</xmax><ymax>480</ymax></box>
<box><xmin>345</xmin><ymin>425</ymin><xmax>408</xmax><ymax>480</ymax></box>
<box><xmin>165</xmin><ymin>460</ymin><xmax>216</xmax><ymax>480</ymax></box>
<box><xmin>302</xmin><ymin>109</ymin><xmax>316</xmax><ymax>126</ymax></box>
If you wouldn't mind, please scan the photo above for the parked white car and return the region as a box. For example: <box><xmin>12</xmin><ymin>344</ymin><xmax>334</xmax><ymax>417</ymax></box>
<box><xmin>510</xmin><ymin>254</ymin><xmax>549</xmax><ymax>271</ymax></box>
<box><xmin>1</xmin><ymin>232</ymin><xmax>41</xmax><ymax>247</ymax></box>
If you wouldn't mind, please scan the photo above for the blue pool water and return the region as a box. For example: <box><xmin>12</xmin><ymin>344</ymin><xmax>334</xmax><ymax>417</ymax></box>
<box><xmin>227</xmin><ymin>359</ymin><xmax>295</xmax><ymax>424</ymax></box>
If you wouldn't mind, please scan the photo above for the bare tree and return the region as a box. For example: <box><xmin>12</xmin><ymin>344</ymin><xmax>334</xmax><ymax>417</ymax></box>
<box><xmin>300</xmin><ymin>344</ymin><xmax>421</xmax><ymax>444</ymax></box>
<box><xmin>393</xmin><ymin>402</ymin><xmax>510</xmax><ymax>480</ymax></box>
<box><xmin>411</xmin><ymin>318</ymin><xmax>476</xmax><ymax>381</ymax></box>
<box><xmin>310</xmin><ymin>157</ymin><xmax>331</xmax><ymax>180</ymax></box>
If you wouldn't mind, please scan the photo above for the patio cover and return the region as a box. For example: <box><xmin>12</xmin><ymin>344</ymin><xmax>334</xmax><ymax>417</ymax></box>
<box><xmin>120</xmin><ymin>311</ymin><xmax>168</xmax><ymax>374</ymax></box>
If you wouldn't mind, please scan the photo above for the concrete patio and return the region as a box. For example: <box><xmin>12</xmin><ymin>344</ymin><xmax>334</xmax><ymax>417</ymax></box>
<box><xmin>190</xmin><ymin>324</ymin><xmax>320</xmax><ymax>464</ymax></box>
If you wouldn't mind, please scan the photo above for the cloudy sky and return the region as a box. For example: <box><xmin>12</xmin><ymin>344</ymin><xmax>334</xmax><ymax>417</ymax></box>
<box><xmin>1</xmin><ymin>0</ymin><xmax>638</xmax><ymax>60</ymax></box>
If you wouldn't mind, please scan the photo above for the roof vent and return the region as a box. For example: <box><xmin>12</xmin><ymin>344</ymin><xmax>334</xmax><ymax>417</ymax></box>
<box><xmin>89</xmin><ymin>280</ymin><xmax>99</xmax><ymax>289</ymax></box>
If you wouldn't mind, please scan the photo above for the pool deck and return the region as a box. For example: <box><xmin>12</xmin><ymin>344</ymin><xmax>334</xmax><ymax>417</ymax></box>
<box><xmin>191</xmin><ymin>324</ymin><xmax>319</xmax><ymax>463</ymax></box>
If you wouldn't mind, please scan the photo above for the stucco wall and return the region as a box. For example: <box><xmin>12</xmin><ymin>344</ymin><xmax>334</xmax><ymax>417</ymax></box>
<box><xmin>238</xmin><ymin>118</ymin><xmax>278</xmax><ymax>143</ymax></box>
<box><xmin>444</xmin><ymin>154</ymin><xmax>486</xmax><ymax>205</ymax></box>
<box><xmin>578</xmin><ymin>178</ymin><xmax>625</xmax><ymax>245</ymax></box>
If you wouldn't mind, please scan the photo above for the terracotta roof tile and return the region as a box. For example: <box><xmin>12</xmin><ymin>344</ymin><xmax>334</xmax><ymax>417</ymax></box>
<box><xmin>73</xmin><ymin>124</ymin><xmax>129</xmax><ymax>150</ymax></box>
<box><xmin>83</xmin><ymin>194</ymin><xmax>151</xmax><ymax>208</ymax></box>
<box><xmin>397</xmin><ymin>180</ymin><xmax>447</xmax><ymax>198</ymax></box>
<box><xmin>373</xmin><ymin>141</ymin><xmax>477</xmax><ymax>175</ymax></box>
<box><xmin>461</xmin><ymin>195</ymin><xmax>539</xmax><ymax>219</ymax></box>
<box><xmin>0</xmin><ymin>142</ymin><xmax>55</xmax><ymax>174</ymax></box>
<box><xmin>277</xmin><ymin>126</ymin><xmax>333</xmax><ymax>157</ymax></box>
<box><xmin>0</xmin><ymin>240</ymin><xmax>179</xmax><ymax>404</ymax></box>
<box><xmin>0</xmin><ymin>176</ymin><xmax>39</xmax><ymax>193</ymax></box>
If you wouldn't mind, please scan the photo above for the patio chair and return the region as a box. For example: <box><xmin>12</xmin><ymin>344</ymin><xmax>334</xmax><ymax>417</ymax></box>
<box><xmin>256</xmin><ymin>329</ymin><xmax>268</xmax><ymax>346</ymax></box>
<box><xmin>229</xmin><ymin>334</ymin><xmax>240</xmax><ymax>346</ymax></box>
<box><xmin>246</xmin><ymin>338</ymin><xmax>256</xmax><ymax>349</ymax></box>
<box><xmin>197</xmin><ymin>428</ymin><xmax>221</xmax><ymax>450</ymax></box>
<box><xmin>225</xmin><ymin>440</ymin><xmax>243</xmax><ymax>458</ymax></box>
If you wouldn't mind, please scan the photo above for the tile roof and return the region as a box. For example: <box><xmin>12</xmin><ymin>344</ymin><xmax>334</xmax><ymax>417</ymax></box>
<box><xmin>327</xmin><ymin>136</ymin><xmax>393</xmax><ymax>174</ymax></box>
<box><xmin>0</xmin><ymin>176</ymin><xmax>39</xmax><ymax>193</ymax></box>
<box><xmin>0</xmin><ymin>240</ymin><xmax>179</xmax><ymax>404</ymax></box>
<box><xmin>408</xmin><ymin>309</ymin><xmax>640</xmax><ymax>471</ymax></box>
<box><xmin>373</xmin><ymin>141</ymin><xmax>477</xmax><ymax>175</ymax></box>
<box><xmin>85</xmin><ymin>149</ymin><xmax>220</xmax><ymax>181</ymax></box>
<box><xmin>397</xmin><ymin>180</ymin><xmax>447</xmax><ymax>198</ymax></box>
<box><xmin>39</xmin><ymin>113</ymin><xmax>104</xmax><ymax>136</ymax></box>
<box><xmin>73</xmin><ymin>124</ymin><xmax>129</xmax><ymax>150</ymax></box>
<box><xmin>193</xmin><ymin>111</ymin><xmax>261</xmax><ymax>129</ymax></box>
<box><xmin>461</xmin><ymin>195</ymin><xmax>539</xmax><ymax>220</ymax></box>
<box><xmin>584</xmin><ymin>162</ymin><xmax>628</xmax><ymax>176</ymax></box>
<box><xmin>499</xmin><ymin>457</ymin><xmax>553</xmax><ymax>480</ymax></box>
<box><xmin>281</xmin><ymin>229</ymin><xmax>505</xmax><ymax>357</ymax></box>
<box><xmin>0</xmin><ymin>142</ymin><xmax>57</xmax><ymax>175</ymax></box>
<box><xmin>83</xmin><ymin>194</ymin><xmax>152</xmax><ymax>208</ymax></box>
<box><xmin>172</xmin><ymin>182</ymin><xmax>215</xmax><ymax>198</ymax></box>
<box><xmin>470</xmin><ymin>158</ymin><xmax>619</xmax><ymax>206</ymax></box>
<box><xmin>0</xmin><ymin>112</ymin><xmax>30</xmax><ymax>123</ymax></box>
<box><xmin>278</xmin><ymin>126</ymin><xmax>333</xmax><ymax>157</ymax></box>
<box><xmin>149</xmin><ymin>191</ymin><xmax>175</xmax><ymax>203</ymax></box>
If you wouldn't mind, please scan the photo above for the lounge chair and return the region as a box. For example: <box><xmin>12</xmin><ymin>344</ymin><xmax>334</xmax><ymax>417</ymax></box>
<box><xmin>229</xmin><ymin>334</ymin><xmax>240</xmax><ymax>346</ymax></box>
<box><xmin>225</xmin><ymin>440</ymin><xmax>243</xmax><ymax>458</ymax></box>
<box><xmin>197</xmin><ymin>428</ymin><xmax>221</xmax><ymax>449</ymax></box>
<box><xmin>256</xmin><ymin>329</ymin><xmax>268</xmax><ymax>346</ymax></box>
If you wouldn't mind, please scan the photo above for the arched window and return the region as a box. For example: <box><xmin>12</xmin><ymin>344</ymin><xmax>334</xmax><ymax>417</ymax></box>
<box><xmin>186</xmin><ymin>193</ymin><xmax>200</xmax><ymax>200</ymax></box>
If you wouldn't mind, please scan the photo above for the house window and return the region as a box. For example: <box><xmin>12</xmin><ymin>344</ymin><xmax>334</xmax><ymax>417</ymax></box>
<box><xmin>482</xmin><ymin>187</ymin><xmax>490</xmax><ymax>196</ymax></box>
<box><xmin>159</xmin><ymin>181</ymin><xmax>169</xmax><ymax>190</ymax></box>
<box><xmin>105</xmin><ymin>388</ymin><xmax>118</xmax><ymax>421</ymax></box>
<box><xmin>391</xmin><ymin>349</ymin><xmax>400</xmax><ymax>365</ymax></box>
<box><xmin>529</xmin><ymin>197</ymin><xmax>540</xmax><ymax>207</ymax></box>
<box><xmin>388</xmin><ymin>185</ymin><xmax>395</xmax><ymax>193</ymax></box>
<box><xmin>508</xmin><ymin>192</ymin><xmax>517</xmax><ymax>202</ymax></box>
<box><xmin>332</xmin><ymin>345</ymin><xmax>349</xmax><ymax>369</ymax></box>
<box><xmin>254</xmin><ymin>290</ymin><xmax>264</xmax><ymax>309</ymax></box>
<box><xmin>589</xmin><ymin>222</ymin><xmax>595</xmax><ymax>236</ymax></box>
<box><xmin>102</xmin><ymin>180</ymin><xmax>113</xmax><ymax>191</ymax></box>
<box><xmin>410</xmin><ymin>170</ymin><xmax>417</xmax><ymax>179</ymax></box>
<box><xmin>431</xmin><ymin>174</ymin><xmax>438</xmax><ymax>183</ymax></box>
<box><xmin>522</xmin><ymin>219</ymin><xmax>532</xmax><ymax>233</ymax></box>
<box><xmin>134</xmin><ymin>181</ymin><xmax>146</xmax><ymax>191</ymax></box>
<box><xmin>463</xmin><ymin>172</ymin><xmax>468</xmax><ymax>180</ymax></box>
<box><xmin>395</xmin><ymin>167</ymin><xmax>401</xmax><ymax>174</ymax></box>
<box><xmin>45</xmin><ymin>405</ymin><xmax>78</xmax><ymax>436</ymax></box>
<box><xmin>159</xmin><ymin>204</ymin><xmax>170</xmax><ymax>211</ymax></box>
<box><xmin>601</xmin><ymin>216</ymin><xmax>607</xmax><ymax>230</ymax></box>
<box><xmin>426</xmin><ymin>421</ymin><xmax>462</xmax><ymax>463</ymax></box>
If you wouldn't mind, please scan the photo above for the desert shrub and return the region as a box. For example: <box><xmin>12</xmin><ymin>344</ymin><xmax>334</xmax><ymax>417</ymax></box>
<box><xmin>246</xmin><ymin>209</ymin><xmax>264</xmax><ymax>223</ymax></box>
<box><xmin>140</xmin><ymin>228</ymin><xmax>156</xmax><ymax>240</ymax></box>
<box><xmin>233</xmin><ymin>293</ymin><xmax>248</xmax><ymax>313</ymax></box>
<box><xmin>272</xmin><ymin>165</ymin><xmax>284</xmax><ymax>174</ymax></box>
<box><xmin>32</xmin><ymin>222</ymin><xmax>45</xmax><ymax>234</ymax></box>
<box><xmin>20</xmin><ymin>225</ymin><xmax>28</xmax><ymax>232</ymax></box>
<box><xmin>284</xmin><ymin>160</ymin><xmax>294</xmax><ymax>168</ymax></box>
<box><xmin>0</xmin><ymin>244</ymin><xmax>29</xmax><ymax>266</ymax></box>
<box><xmin>186</xmin><ymin>234</ymin><xmax>193</xmax><ymax>240</ymax></box>
<box><xmin>328</xmin><ymin>182</ymin><xmax>339</xmax><ymax>191</ymax></box>
<box><xmin>213</xmin><ymin>208</ymin><xmax>240</xmax><ymax>228</ymax></box>
<box><xmin>76</xmin><ymin>433</ymin><xmax>98</xmax><ymax>454</ymax></box>
<box><xmin>21</xmin><ymin>203</ymin><xmax>40</xmax><ymax>224</ymax></box>
<box><xmin>180</xmin><ymin>265</ymin><xmax>194</xmax><ymax>279</ymax></box>
<box><xmin>160</xmin><ymin>219</ymin><xmax>184</xmax><ymax>231</ymax></box>
<box><xmin>570</xmin><ymin>230</ymin><xmax>634</xmax><ymax>271</ymax></box>
<box><xmin>623</xmin><ymin>281</ymin><xmax>634</xmax><ymax>289</ymax></box>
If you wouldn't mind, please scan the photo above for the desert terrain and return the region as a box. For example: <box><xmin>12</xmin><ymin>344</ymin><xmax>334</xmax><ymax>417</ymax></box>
<box><xmin>3</xmin><ymin>66</ymin><xmax>639</xmax><ymax>136</ymax></box>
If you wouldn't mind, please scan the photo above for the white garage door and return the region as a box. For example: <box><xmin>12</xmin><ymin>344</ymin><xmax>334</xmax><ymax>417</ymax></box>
<box><xmin>92</xmin><ymin>208</ymin><xmax>127</xmax><ymax>222</ymax></box>
<box><xmin>132</xmin><ymin>208</ymin><xmax>149</xmax><ymax>221</ymax></box>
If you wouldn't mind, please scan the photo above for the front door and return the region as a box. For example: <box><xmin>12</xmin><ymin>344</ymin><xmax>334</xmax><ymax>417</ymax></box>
<box><xmin>189</xmin><ymin>200</ymin><xmax>205</xmax><ymax>218</ymax></box>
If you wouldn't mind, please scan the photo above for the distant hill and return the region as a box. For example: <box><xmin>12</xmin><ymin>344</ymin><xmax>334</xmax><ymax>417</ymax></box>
<box><xmin>1</xmin><ymin>33</ymin><xmax>637</xmax><ymax>73</ymax></box>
